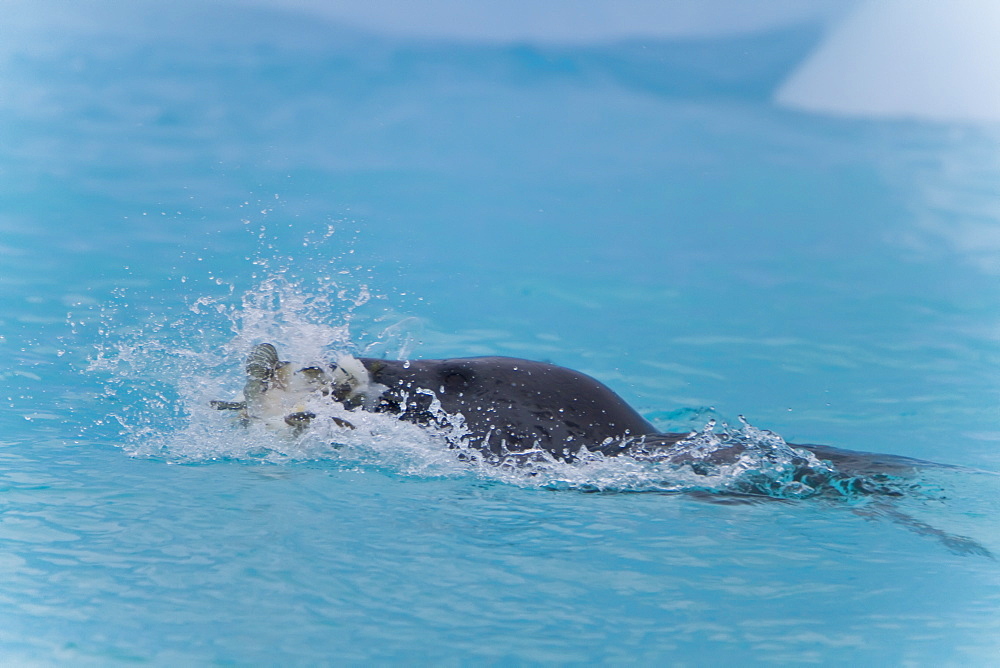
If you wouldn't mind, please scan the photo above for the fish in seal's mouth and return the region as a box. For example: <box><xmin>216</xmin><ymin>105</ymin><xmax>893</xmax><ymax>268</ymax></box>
<box><xmin>210</xmin><ymin>343</ymin><xmax>383</xmax><ymax>434</ymax></box>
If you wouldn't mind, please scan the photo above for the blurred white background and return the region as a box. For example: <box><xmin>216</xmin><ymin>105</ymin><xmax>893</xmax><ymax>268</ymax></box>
<box><xmin>4</xmin><ymin>0</ymin><xmax>997</xmax><ymax>122</ymax></box>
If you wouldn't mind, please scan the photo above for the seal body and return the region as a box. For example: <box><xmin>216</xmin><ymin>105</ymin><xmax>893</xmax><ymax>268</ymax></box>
<box><xmin>356</xmin><ymin>356</ymin><xmax>922</xmax><ymax>473</ymax></box>
<box><xmin>359</xmin><ymin>357</ymin><xmax>685</xmax><ymax>459</ymax></box>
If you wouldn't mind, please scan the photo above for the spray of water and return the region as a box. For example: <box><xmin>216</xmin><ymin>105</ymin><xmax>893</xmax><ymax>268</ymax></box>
<box><xmin>85</xmin><ymin>242</ymin><xmax>918</xmax><ymax>501</ymax></box>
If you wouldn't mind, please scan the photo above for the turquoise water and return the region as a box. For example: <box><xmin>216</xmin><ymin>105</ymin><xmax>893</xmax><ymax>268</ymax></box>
<box><xmin>2</xmin><ymin>3</ymin><xmax>1000</xmax><ymax>664</ymax></box>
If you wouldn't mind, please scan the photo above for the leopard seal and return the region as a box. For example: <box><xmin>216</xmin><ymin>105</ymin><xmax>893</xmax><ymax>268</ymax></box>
<box><xmin>211</xmin><ymin>343</ymin><xmax>920</xmax><ymax>474</ymax></box>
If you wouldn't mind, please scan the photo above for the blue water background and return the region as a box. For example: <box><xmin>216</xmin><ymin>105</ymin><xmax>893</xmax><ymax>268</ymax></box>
<box><xmin>2</xmin><ymin>2</ymin><xmax>999</xmax><ymax>664</ymax></box>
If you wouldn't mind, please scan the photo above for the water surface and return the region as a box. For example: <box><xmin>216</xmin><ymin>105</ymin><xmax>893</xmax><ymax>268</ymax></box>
<box><xmin>1</xmin><ymin>2</ymin><xmax>999</xmax><ymax>664</ymax></box>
